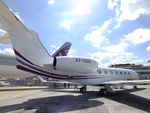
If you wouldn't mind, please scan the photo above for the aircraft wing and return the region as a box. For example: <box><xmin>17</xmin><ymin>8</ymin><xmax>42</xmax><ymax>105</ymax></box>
<box><xmin>103</xmin><ymin>79</ymin><xmax>150</xmax><ymax>85</ymax></box>
<box><xmin>0</xmin><ymin>1</ymin><xmax>52</xmax><ymax>67</ymax></box>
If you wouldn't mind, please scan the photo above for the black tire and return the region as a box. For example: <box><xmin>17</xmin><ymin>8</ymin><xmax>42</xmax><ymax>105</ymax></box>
<box><xmin>80</xmin><ymin>87</ymin><xmax>86</xmax><ymax>93</ymax></box>
<box><xmin>99</xmin><ymin>89</ymin><xmax>108</xmax><ymax>95</ymax></box>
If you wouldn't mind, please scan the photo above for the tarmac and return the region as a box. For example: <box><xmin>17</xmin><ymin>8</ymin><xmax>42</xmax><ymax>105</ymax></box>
<box><xmin>0</xmin><ymin>85</ymin><xmax>149</xmax><ymax>113</ymax></box>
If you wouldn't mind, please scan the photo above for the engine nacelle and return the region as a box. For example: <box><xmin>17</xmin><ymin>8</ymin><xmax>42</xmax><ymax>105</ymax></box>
<box><xmin>53</xmin><ymin>56</ymin><xmax>98</xmax><ymax>74</ymax></box>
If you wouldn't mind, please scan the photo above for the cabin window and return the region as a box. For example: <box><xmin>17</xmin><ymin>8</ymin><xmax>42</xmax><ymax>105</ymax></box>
<box><xmin>115</xmin><ymin>71</ymin><xmax>118</xmax><ymax>75</ymax></box>
<box><xmin>104</xmin><ymin>70</ymin><xmax>108</xmax><ymax>74</ymax></box>
<box><xmin>97</xmin><ymin>70</ymin><xmax>101</xmax><ymax>74</ymax></box>
<box><xmin>110</xmin><ymin>70</ymin><xmax>113</xmax><ymax>75</ymax></box>
<box><xmin>120</xmin><ymin>72</ymin><xmax>122</xmax><ymax>75</ymax></box>
<box><xmin>128</xmin><ymin>72</ymin><xmax>130</xmax><ymax>75</ymax></box>
<box><xmin>124</xmin><ymin>72</ymin><xmax>127</xmax><ymax>75</ymax></box>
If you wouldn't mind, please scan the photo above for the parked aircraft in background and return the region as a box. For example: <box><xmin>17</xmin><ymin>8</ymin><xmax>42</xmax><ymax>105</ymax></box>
<box><xmin>0</xmin><ymin>1</ymin><xmax>150</xmax><ymax>95</ymax></box>
<box><xmin>0</xmin><ymin>42</ymin><xmax>71</xmax><ymax>78</ymax></box>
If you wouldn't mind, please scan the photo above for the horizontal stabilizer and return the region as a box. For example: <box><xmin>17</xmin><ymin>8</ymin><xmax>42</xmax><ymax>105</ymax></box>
<box><xmin>52</xmin><ymin>42</ymin><xmax>72</xmax><ymax>57</ymax></box>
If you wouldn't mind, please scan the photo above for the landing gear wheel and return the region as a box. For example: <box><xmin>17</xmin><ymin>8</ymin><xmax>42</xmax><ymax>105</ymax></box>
<box><xmin>99</xmin><ymin>89</ymin><xmax>108</xmax><ymax>95</ymax></box>
<box><xmin>103</xmin><ymin>89</ymin><xmax>108</xmax><ymax>95</ymax></box>
<box><xmin>80</xmin><ymin>87</ymin><xmax>87</xmax><ymax>93</ymax></box>
<box><xmin>133</xmin><ymin>85</ymin><xmax>138</xmax><ymax>89</ymax></box>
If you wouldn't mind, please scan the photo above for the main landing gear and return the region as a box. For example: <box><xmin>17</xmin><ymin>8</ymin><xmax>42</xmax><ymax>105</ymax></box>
<box><xmin>80</xmin><ymin>86</ymin><xmax>87</xmax><ymax>93</ymax></box>
<box><xmin>133</xmin><ymin>85</ymin><xmax>138</xmax><ymax>89</ymax></box>
<box><xmin>99</xmin><ymin>85</ymin><xmax>114</xmax><ymax>95</ymax></box>
<box><xmin>79</xmin><ymin>85</ymin><xmax>115</xmax><ymax>95</ymax></box>
<box><xmin>99</xmin><ymin>88</ymin><xmax>108</xmax><ymax>95</ymax></box>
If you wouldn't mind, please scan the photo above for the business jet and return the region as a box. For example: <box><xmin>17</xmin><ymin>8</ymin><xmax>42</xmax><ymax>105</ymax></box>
<box><xmin>0</xmin><ymin>42</ymin><xmax>71</xmax><ymax>78</ymax></box>
<box><xmin>0</xmin><ymin>1</ymin><xmax>150</xmax><ymax>95</ymax></box>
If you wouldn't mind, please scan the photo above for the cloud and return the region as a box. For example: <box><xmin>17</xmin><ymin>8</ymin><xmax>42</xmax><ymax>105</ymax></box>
<box><xmin>71</xmin><ymin>0</ymin><xmax>92</xmax><ymax>16</ymax></box>
<box><xmin>123</xmin><ymin>28</ymin><xmax>150</xmax><ymax>45</ymax></box>
<box><xmin>50</xmin><ymin>44</ymin><xmax>59</xmax><ymax>55</ymax></box>
<box><xmin>88</xmin><ymin>50</ymin><xmax>140</xmax><ymax>66</ymax></box>
<box><xmin>62</xmin><ymin>0</ymin><xmax>92</xmax><ymax>16</ymax></box>
<box><xmin>68</xmin><ymin>49</ymin><xmax>76</xmax><ymax>57</ymax></box>
<box><xmin>146</xmin><ymin>45</ymin><xmax>150</xmax><ymax>51</ymax></box>
<box><xmin>88</xmin><ymin>47</ymin><xmax>144</xmax><ymax>66</ymax></box>
<box><xmin>50</xmin><ymin>45</ymin><xmax>57</xmax><ymax>49</ymax></box>
<box><xmin>60</xmin><ymin>20</ymin><xmax>73</xmax><ymax>31</ymax></box>
<box><xmin>48</xmin><ymin>0</ymin><xmax>55</xmax><ymax>5</ymax></box>
<box><xmin>86</xmin><ymin>27</ymin><xmax>148</xmax><ymax>66</ymax></box>
<box><xmin>102</xmin><ymin>41</ymin><xmax>129</xmax><ymax>53</ymax></box>
<box><xmin>84</xmin><ymin>19</ymin><xmax>112</xmax><ymax>48</ymax></box>
<box><xmin>0</xmin><ymin>48</ymin><xmax>15</xmax><ymax>55</ymax></box>
<box><xmin>108</xmin><ymin>0</ymin><xmax>150</xmax><ymax>28</ymax></box>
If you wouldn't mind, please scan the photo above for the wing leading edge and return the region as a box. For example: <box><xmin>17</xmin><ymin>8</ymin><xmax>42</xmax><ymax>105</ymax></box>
<box><xmin>103</xmin><ymin>80</ymin><xmax>150</xmax><ymax>85</ymax></box>
<box><xmin>0</xmin><ymin>1</ymin><xmax>52</xmax><ymax>67</ymax></box>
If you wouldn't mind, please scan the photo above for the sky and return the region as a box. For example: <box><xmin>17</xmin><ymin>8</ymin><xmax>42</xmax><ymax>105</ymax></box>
<box><xmin>0</xmin><ymin>0</ymin><xmax>150</xmax><ymax>66</ymax></box>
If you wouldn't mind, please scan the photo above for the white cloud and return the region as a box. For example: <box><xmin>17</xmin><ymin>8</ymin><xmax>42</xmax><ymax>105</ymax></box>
<box><xmin>0</xmin><ymin>48</ymin><xmax>15</xmax><ymax>55</ymax></box>
<box><xmin>60</xmin><ymin>20</ymin><xmax>73</xmax><ymax>31</ymax></box>
<box><xmin>146</xmin><ymin>45</ymin><xmax>150</xmax><ymax>51</ymax></box>
<box><xmin>50</xmin><ymin>45</ymin><xmax>59</xmax><ymax>55</ymax></box>
<box><xmin>123</xmin><ymin>28</ymin><xmax>150</xmax><ymax>45</ymax></box>
<box><xmin>71</xmin><ymin>0</ymin><xmax>92</xmax><ymax>16</ymax></box>
<box><xmin>50</xmin><ymin>45</ymin><xmax>57</xmax><ymax>49</ymax></box>
<box><xmin>84</xmin><ymin>19</ymin><xmax>112</xmax><ymax>48</ymax></box>
<box><xmin>61</xmin><ymin>0</ymin><xmax>93</xmax><ymax>16</ymax></box>
<box><xmin>84</xmin><ymin>30</ymin><xmax>109</xmax><ymax>48</ymax></box>
<box><xmin>48</xmin><ymin>0</ymin><xmax>55</xmax><ymax>5</ymax></box>
<box><xmin>103</xmin><ymin>41</ymin><xmax>129</xmax><ymax>53</ymax></box>
<box><xmin>108</xmin><ymin>0</ymin><xmax>119</xmax><ymax>10</ymax></box>
<box><xmin>108</xmin><ymin>0</ymin><xmax>150</xmax><ymax>28</ymax></box>
<box><xmin>68</xmin><ymin>49</ymin><xmax>76</xmax><ymax>57</ymax></box>
<box><xmin>86</xmin><ymin>29</ymin><xmax>146</xmax><ymax>66</ymax></box>
<box><xmin>88</xmin><ymin>48</ymin><xmax>144</xmax><ymax>66</ymax></box>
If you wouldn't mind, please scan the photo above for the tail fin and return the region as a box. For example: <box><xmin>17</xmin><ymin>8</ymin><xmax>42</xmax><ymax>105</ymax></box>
<box><xmin>52</xmin><ymin>42</ymin><xmax>72</xmax><ymax>57</ymax></box>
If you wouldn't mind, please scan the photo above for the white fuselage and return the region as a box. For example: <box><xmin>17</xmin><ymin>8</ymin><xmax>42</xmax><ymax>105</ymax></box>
<box><xmin>50</xmin><ymin>57</ymin><xmax>139</xmax><ymax>86</ymax></box>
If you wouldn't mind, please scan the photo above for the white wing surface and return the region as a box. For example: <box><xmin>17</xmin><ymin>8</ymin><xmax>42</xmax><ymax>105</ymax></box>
<box><xmin>0</xmin><ymin>1</ymin><xmax>52</xmax><ymax>67</ymax></box>
<box><xmin>103</xmin><ymin>80</ymin><xmax>150</xmax><ymax>85</ymax></box>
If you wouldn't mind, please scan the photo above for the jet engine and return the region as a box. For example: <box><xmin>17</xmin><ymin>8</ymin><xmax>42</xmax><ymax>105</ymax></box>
<box><xmin>52</xmin><ymin>56</ymin><xmax>98</xmax><ymax>74</ymax></box>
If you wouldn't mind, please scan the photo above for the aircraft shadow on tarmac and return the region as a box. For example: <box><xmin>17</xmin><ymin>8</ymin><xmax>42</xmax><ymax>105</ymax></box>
<box><xmin>45</xmin><ymin>88</ymin><xmax>150</xmax><ymax>113</ymax></box>
<box><xmin>0</xmin><ymin>88</ymin><xmax>149</xmax><ymax>113</ymax></box>
<box><xmin>105</xmin><ymin>88</ymin><xmax>150</xmax><ymax>113</ymax></box>
<box><xmin>0</xmin><ymin>91</ymin><xmax>103</xmax><ymax>113</ymax></box>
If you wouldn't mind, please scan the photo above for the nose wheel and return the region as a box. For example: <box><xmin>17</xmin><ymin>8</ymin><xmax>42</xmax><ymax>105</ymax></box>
<box><xmin>80</xmin><ymin>86</ymin><xmax>87</xmax><ymax>93</ymax></box>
